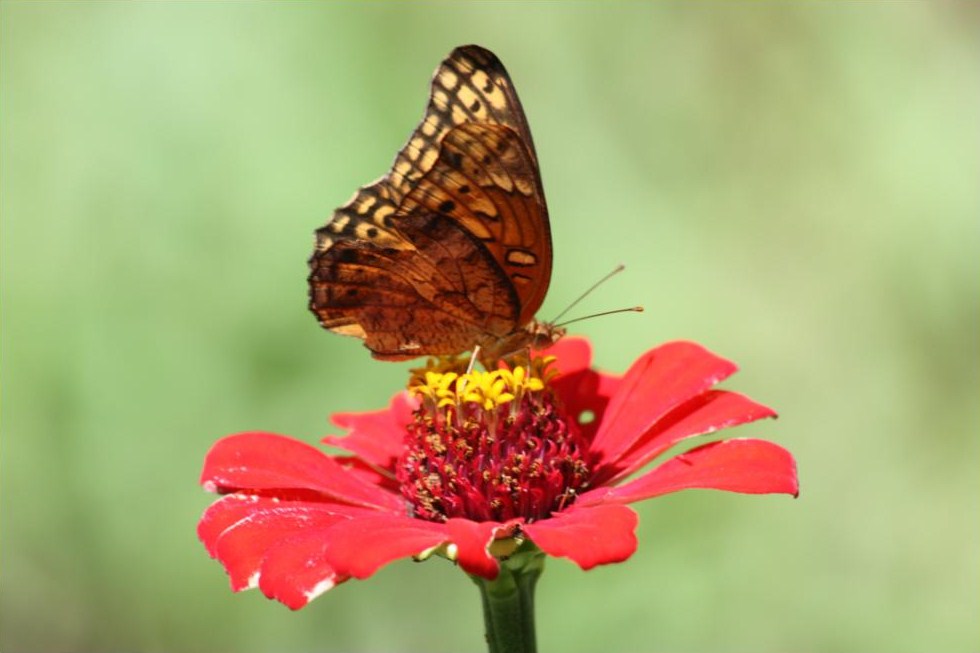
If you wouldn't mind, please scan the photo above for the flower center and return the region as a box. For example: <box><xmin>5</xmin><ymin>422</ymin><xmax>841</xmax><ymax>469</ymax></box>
<box><xmin>397</xmin><ymin>359</ymin><xmax>593</xmax><ymax>523</ymax></box>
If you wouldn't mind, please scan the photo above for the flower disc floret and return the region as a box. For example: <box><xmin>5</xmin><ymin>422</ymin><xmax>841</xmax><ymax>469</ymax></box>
<box><xmin>400</xmin><ymin>360</ymin><xmax>593</xmax><ymax>523</ymax></box>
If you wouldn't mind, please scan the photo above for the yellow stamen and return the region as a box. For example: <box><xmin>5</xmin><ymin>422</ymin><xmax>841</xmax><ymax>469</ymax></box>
<box><xmin>408</xmin><ymin>354</ymin><xmax>556</xmax><ymax>414</ymax></box>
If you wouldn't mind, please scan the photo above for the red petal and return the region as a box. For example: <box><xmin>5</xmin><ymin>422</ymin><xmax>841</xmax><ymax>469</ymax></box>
<box><xmin>552</xmin><ymin>367</ymin><xmax>622</xmax><ymax>443</ymax></box>
<box><xmin>446</xmin><ymin>519</ymin><xmax>521</xmax><ymax>579</ymax></box>
<box><xmin>580</xmin><ymin>438</ymin><xmax>799</xmax><ymax>506</ymax></box>
<box><xmin>539</xmin><ymin>336</ymin><xmax>593</xmax><ymax>375</ymax></box>
<box><xmin>200</xmin><ymin>432</ymin><xmax>404</xmax><ymax>512</ymax></box>
<box><xmin>329</xmin><ymin>456</ymin><xmax>401</xmax><ymax>493</ymax></box>
<box><xmin>543</xmin><ymin>337</ymin><xmax>622</xmax><ymax>441</ymax></box>
<box><xmin>314</xmin><ymin>514</ymin><xmax>449</xmax><ymax>579</ymax></box>
<box><xmin>198</xmin><ymin>494</ymin><xmax>258</xmax><ymax>558</ymax></box>
<box><xmin>198</xmin><ymin>494</ymin><xmax>363</xmax><ymax>595</ymax></box>
<box><xmin>323</xmin><ymin>392</ymin><xmax>415</xmax><ymax>470</ymax></box>
<box><xmin>258</xmin><ymin>532</ymin><xmax>349</xmax><ymax>609</ymax></box>
<box><xmin>595</xmin><ymin>390</ymin><xmax>777</xmax><ymax>485</ymax></box>
<box><xmin>524</xmin><ymin>504</ymin><xmax>638</xmax><ymax>570</ymax></box>
<box><xmin>257</xmin><ymin>514</ymin><xmax>447</xmax><ymax>609</ymax></box>
<box><xmin>590</xmin><ymin>341</ymin><xmax>737</xmax><ymax>465</ymax></box>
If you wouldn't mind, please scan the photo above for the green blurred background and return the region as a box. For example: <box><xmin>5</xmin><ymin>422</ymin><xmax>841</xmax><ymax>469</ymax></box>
<box><xmin>2</xmin><ymin>2</ymin><xmax>977</xmax><ymax>652</ymax></box>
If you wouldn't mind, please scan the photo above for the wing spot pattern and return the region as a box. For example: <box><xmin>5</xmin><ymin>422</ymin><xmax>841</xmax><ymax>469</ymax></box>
<box><xmin>439</xmin><ymin>70</ymin><xmax>459</xmax><ymax>89</ymax></box>
<box><xmin>421</xmin><ymin>114</ymin><xmax>440</xmax><ymax>137</ymax></box>
<box><xmin>419</xmin><ymin>148</ymin><xmax>438</xmax><ymax>171</ymax></box>
<box><xmin>451</xmin><ymin>105</ymin><xmax>469</xmax><ymax>125</ymax></box>
<box><xmin>472</xmin><ymin>69</ymin><xmax>493</xmax><ymax>93</ymax></box>
<box><xmin>433</xmin><ymin>90</ymin><xmax>449</xmax><ymax>110</ymax></box>
<box><xmin>407</xmin><ymin>137</ymin><xmax>426</xmax><ymax>157</ymax></box>
<box><xmin>506</xmin><ymin>249</ymin><xmax>537</xmax><ymax>267</ymax></box>
<box><xmin>356</xmin><ymin>195</ymin><xmax>377</xmax><ymax>214</ymax></box>
<box><xmin>447</xmin><ymin>151</ymin><xmax>464</xmax><ymax>170</ymax></box>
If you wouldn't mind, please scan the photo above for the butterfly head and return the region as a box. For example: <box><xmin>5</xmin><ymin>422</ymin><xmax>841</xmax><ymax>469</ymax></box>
<box><xmin>528</xmin><ymin>320</ymin><xmax>566</xmax><ymax>352</ymax></box>
<box><xmin>475</xmin><ymin>320</ymin><xmax>565</xmax><ymax>370</ymax></box>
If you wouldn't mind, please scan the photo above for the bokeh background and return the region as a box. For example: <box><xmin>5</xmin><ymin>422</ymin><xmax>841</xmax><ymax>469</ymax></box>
<box><xmin>2</xmin><ymin>3</ymin><xmax>977</xmax><ymax>652</ymax></box>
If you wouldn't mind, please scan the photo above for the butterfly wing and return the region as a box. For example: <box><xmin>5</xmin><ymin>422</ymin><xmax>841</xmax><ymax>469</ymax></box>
<box><xmin>309</xmin><ymin>209</ymin><xmax>515</xmax><ymax>360</ymax></box>
<box><xmin>399</xmin><ymin>121</ymin><xmax>551</xmax><ymax>327</ymax></box>
<box><xmin>308</xmin><ymin>45</ymin><xmax>552</xmax><ymax>359</ymax></box>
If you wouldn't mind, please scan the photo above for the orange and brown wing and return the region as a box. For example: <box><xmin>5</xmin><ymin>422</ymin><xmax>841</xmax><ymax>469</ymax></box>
<box><xmin>399</xmin><ymin>122</ymin><xmax>551</xmax><ymax>327</ymax></box>
<box><xmin>308</xmin><ymin>208</ymin><xmax>519</xmax><ymax>360</ymax></box>
<box><xmin>310</xmin><ymin>45</ymin><xmax>542</xmax><ymax>258</ymax></box>
<box><xmin>308</xmin><ymin>45</ymin><xmax>551</xmax><ymax>358</ymax></box>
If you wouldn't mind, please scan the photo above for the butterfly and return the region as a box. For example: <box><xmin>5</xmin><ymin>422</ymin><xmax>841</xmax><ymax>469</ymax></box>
<box><xmin>308</xmin><ymin>45</ymin><xmax>563</xmax><ymax>366</ymax></box>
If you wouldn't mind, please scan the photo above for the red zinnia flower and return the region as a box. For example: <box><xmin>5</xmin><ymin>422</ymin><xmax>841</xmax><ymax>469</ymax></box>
<box><xmin>198</xmin><ymin>339</ymin><xmax>798</xmax><ymax>610</ymax></box>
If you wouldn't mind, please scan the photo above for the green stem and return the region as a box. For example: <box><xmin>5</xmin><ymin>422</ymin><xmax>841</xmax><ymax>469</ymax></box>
<box><xmin>470</xmin><ymin>544</ymin><xmax>545</xmax><ymax>653</ymax></box>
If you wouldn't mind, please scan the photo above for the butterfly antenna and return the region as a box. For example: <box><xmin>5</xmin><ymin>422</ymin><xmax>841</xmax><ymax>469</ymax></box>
<box><xmin>555</xmin><ymin>306</ymin><xmax>644</xmax><ymax>329</ymax></box>
<box><xmin>549</xmin><ymin>264</ymin><xmax>627</xmax><ymax>324</ymax></box>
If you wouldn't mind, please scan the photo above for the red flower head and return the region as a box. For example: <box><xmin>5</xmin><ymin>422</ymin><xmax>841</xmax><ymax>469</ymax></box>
<box><xmin>198</xmin><ymin>339</ymin><xmax>798</xmax><ymax>609</ymax></box>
